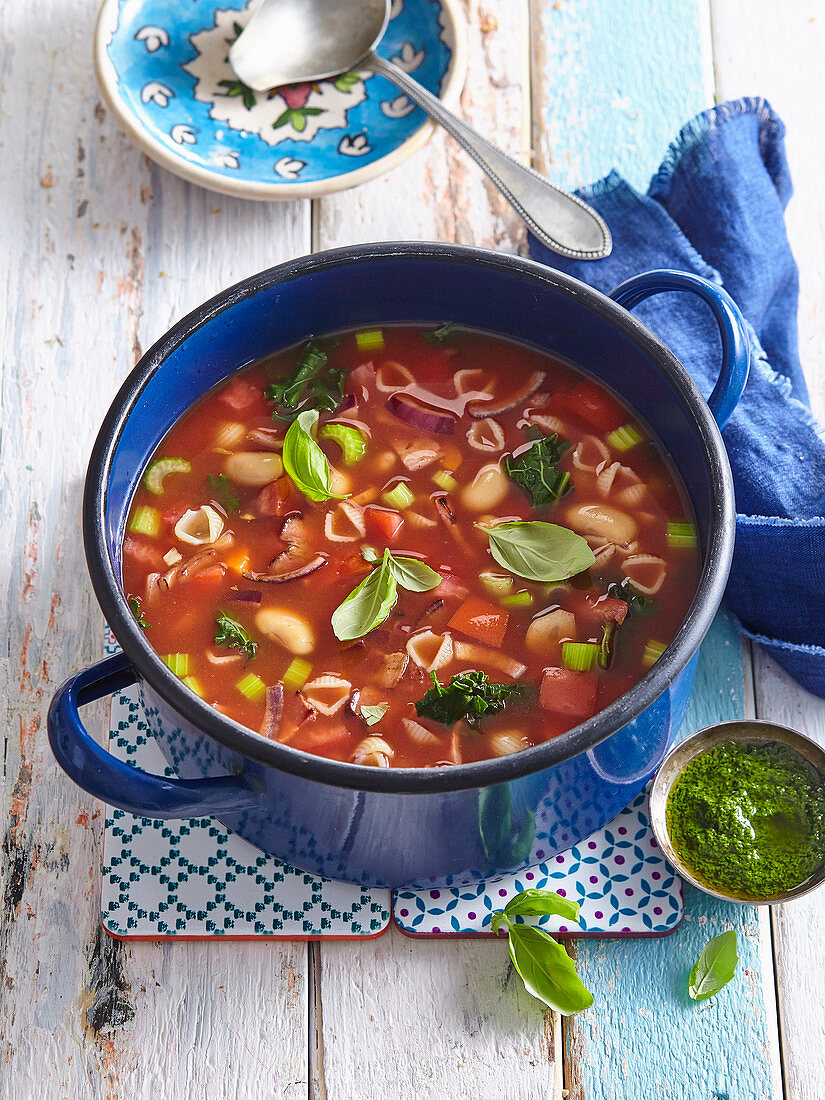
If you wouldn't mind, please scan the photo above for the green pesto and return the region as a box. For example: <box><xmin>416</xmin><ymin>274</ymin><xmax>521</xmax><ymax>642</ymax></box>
<box><xmin>666</xmin><ymin>740</ymin><xmax>825</xmax><ymax>899</ymax></box>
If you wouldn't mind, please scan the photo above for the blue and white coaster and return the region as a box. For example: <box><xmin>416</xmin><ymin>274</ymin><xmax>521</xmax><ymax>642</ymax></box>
<box><xmin>101</xmin><ymin>631</ymin><xmax>681</xmax><ymax>940</ymax></box>
<box><xmin>101</xmin><ymin>634</ymin><xmax>392</xmax><ymax>939</ymax></box>
<box><xmin>394</xmin><ymin>788</ymin><xmax>682</xmax><ymax>938</ymax></box>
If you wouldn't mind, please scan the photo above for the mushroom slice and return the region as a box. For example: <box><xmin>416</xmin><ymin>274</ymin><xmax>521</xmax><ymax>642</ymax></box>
<box><xmin>573</xmin><ymin>435</ymin><xmax>611</xmax><ymax>472</ymax></box>
<box><xmin>260</xmin><ymin>684</ymin><xmax>285</xmax><ymax>739</ymax></box>
<box><xmin>324</xmin><ymin>501</ymin><xmax>366</xmax><ymax>542</ymax></box>
<box><xmin>174</xmin><ymin>505</ymin><xmax>224</xmax><ymax>546</ymax></box>
<box><xmin>402</xmin><ymin>718</ymin><xmax>442</xmax><ymax>746</ymax></box>
<box><xmin>453</xmin><ymin>640</ymin><xmax>527</xmax><ymax>679</ymax></box>
<box><xmin>351</xmin><ymin>736</ymin><xmax>394</xmax><ymax>767</ymax></box>
<box><xmin>466</xmin><ymin>418</ymin><xmax>505</xmax><ymax>452</ymax></box>
<box><xmin>406</xmin><ymin>630</ymin><xmax>454</xmax><ymax>673</ymax></box>
<box><xmin>243</xmin><ymin>551</ymin><xmax>327</xmax><ymax>583</ymax></box>
<box><xmin>301</xmin><ymin>675</ymin><xmax>352</xmax><ymax>716</ymax></box>
<box><xmin>622</xmin><ymin>554</ymin><xmax>667</xmax><ymax>595</ymax></box>
<box><xmin>374</xmin><ymin>651</ymin><xmax>409</xmax><ymax>688</ymax></box>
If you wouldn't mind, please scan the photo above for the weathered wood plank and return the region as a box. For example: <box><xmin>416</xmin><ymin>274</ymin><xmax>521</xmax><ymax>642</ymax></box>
<box><xmin>713</xmin><ymin>4</ymin><xmax>825</xmax><ymax>1098</ymax></box>
<box><xmin>530</xmin><ymin>1</ymin><xmax>782</xmax><ymax>1096</ymax></box>
<box><xmin>314</xmin><ymin>2</ymin><xmax>566</xmax><ymax>1095</ymax></box>
<box><xmin>0</xmin><ymin>1</ymin><xmax>312</xmax><ymax>1095</ymax></box>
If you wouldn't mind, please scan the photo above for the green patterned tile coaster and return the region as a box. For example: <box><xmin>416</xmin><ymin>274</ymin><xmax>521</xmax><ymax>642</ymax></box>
<box><xmin>101</xmin><ymin>635</ymin><xmax>391</xmax><ymax>939</ymax></box>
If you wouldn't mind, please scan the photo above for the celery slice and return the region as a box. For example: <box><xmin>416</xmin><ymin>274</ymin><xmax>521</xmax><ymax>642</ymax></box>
<box><xmin>382</xmin><ymin>482</ymin><xmax>414</xmax><ymax>510</ymax></box>
<box><xmin>143</xmin><ymin>457</ymin><xmax>192</xmax><ymax>495</ymax></box>
<box><xmin>667</xmin><ymin>521</ymin><xmax>698</xmax><ymax>548</ymax></box>
<box><xmin>432</xmin><ymin>469</ymin><xmax>458</xmax><ymax>493</ymax></box>
<box><xmin>355</xmin><ymin>329</ymin><xmax>384</xmax><ymax>351</ymax></box>
<box><xmin>500</xmin><ymin>591</ymin><xmax>533</xmax><ymax>608</ymax></box>
<box><xmin>236</xmin><ymin>672</ymin><xmax>267</xmax><ymax>701</ymax></box>
<box><xmin>561</xmin><ymin>642</ymin><xmax>599</xmax><ymax>672</ymax></box>
<box><xmin>606</xmin><ymin>423</ymin><xmax>644</xmax><ymax>451</ymax></box>
<box><xmin>319</xmin><ymin>423</ymin><xmax>367</xmax><ymax>464</ymax></box>
<box><xmin>162</xmin><ymin>653</ymin><xmax>190</xmax><ymax>677</ymax></box>
<box><xmin>129</xmin><ymin>505</ymin><xmax>161</xmax><ymax>538</ymax></box>
<box><xmin>642</xmin><ymin>640</ymin><xmax>666</xmax><ymax>668</ymax></box>
<box><xmin>282</xmin><ymin>658</ymin><xmax>312</xmax><ymax>693</ymax></box>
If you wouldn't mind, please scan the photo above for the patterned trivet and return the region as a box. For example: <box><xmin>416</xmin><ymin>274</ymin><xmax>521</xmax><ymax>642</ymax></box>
<box><xmin>101</xmin><ymin>634</ymin><xmax>682</xmax><ymax>940</ymax></box>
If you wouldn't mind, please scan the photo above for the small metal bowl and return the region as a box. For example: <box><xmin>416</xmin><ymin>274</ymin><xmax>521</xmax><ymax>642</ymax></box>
<box><xmin>650</xmin><ymin>719</ymin><xmax>825</xmax><ymax>905</ymax></box>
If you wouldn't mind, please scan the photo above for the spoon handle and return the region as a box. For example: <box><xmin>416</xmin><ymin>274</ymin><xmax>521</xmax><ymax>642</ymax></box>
<box><xmin>363</xmin><ymin>51</ymin><xmax>611</xmax><ymax>260</ymax></box>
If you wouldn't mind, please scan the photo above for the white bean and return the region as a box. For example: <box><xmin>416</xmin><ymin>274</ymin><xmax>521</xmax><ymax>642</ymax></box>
<box><xmin>525</xmin><ymin>608</ymin><xmax>576</xmax><ymax>654</ymax></box>
<box><xmin>563</xmin><ymin>502</ymin><xmax>638</xmax><ymax>545</ymax></box>
<box><xmin>461</xmin><ymin>463</ymin><xmax>509</xmax><ymax>512</ymax></box>
<box><xmin>224</xmin><ymin>451</ymin><xmax>284</xmax><ymax>487</ymax></box>
<box><xmin>255</xmin><ymin>608</ymin><xmax>315</xmax><ymax>655</ymax></box>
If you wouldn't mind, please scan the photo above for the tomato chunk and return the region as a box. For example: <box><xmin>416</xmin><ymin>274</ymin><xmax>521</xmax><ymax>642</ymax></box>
<box><xmin>555</xmin><ymin>381</ymin><xmax>626</xmax><ymax>433</ymax></box>
<box><xmin>219</xmin><ymin>377</ymin><xmax>263</xmax><ymax>411</ymax></box>
<box><xmin>539</xmin><ymin>667</ymin><xmax>598</xmax><ymax>719</ymax></box>
<box><xmin>187</xmin><ymin>564</ymin><xmax>226</xmax><ymax>587</ymax></box>
<box><xmin>122</xmin><ymin>535</ymin><xmax>165</xmax><ymax>572</ymax></box>
<box><xmin>365</xmin><ymin>506</ymin><xmax>404</xmax><ymax>541</ymax></box>
<box><xmin>256</xmin><ymin>477</ymin><xmax>292</xmax><ymax>517</ymax></box>
<box><xmin>447</xmin><ymin>596</ymin><xmax>509</xmax><ymax>647</ymax></box>
<box><xmin>585</xmin><ymin>595</ymin><xmax>628</xmax><ymax>626</ymax></box>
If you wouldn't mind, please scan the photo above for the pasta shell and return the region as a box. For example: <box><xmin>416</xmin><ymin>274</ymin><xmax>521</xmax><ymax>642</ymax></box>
<box><xmin>301</xmin><ymin>676</ymin><xmax>352</xmax><ymax>716</ymax></box>
<box><xmin>351</xmin><ymin>736</ymin><xmax>394</xmax><ymax>767</ymax></box>
<box><xmin>406</xmin><ymin>630</ymin><xmax>454</xmax><ymax>672</ymax></box>
<box><xmin>174</xmin><ymin>505</ymin><xmax>224</xmax><ymax>546</ymax></box>
<box><xmin>622</xmin><ymin>554</ymin><xmax>667</xmax><ymax>594</ymax></box>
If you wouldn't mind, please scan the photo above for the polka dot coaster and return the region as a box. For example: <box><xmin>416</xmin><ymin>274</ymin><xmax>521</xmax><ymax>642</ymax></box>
<box><xmin>394</xmin><ymin>790</ymin><xmax>683</xmax><ymax>938</ymax></box>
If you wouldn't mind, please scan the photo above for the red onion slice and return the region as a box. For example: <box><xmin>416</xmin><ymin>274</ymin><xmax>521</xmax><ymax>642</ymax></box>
<box><xmin>387</xmin><ymin>394</ymin><xmax>456</xmax><ymax>435</ymax></box>
<box><xmin>260</xmin><ymin>684</ymin><xmax>284</xmax><ymax>740</ymax></box>
<box><xmin>467</xmin><ymin>371</ymin><xmax>546</xmax><ymax>418</ymax></box>
<box><xmin>229</xmin><ymin>589</ymin><xmax>263</xmax><ymax>604</ymax></box>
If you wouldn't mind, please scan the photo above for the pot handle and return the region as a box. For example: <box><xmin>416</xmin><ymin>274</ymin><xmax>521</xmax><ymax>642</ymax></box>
<box><xmin>608</xmin><ymin>270</ymin><xmax>750</xmax><ymax>429</ymax></box>
<box><xmin>48</xmin><ymin>652</ymin><xmax>258</xmax><ymax>819</ymax></box>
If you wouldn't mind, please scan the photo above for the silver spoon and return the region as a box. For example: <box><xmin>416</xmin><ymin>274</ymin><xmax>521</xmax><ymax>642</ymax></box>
<box><xmin>229</xmin><ymin>0</ymin><xmax>612</xmax><ymax>260</ymax></box>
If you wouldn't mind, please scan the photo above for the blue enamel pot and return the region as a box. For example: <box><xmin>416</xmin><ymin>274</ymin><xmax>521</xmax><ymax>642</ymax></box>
<box><xmin>48</xmin><ymin>243</ymin><xmax>749</xmax><ymax>889</ymax></box>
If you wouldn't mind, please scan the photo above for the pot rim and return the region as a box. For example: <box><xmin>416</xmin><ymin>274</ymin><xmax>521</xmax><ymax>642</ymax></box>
<box><xmin>84</xmin><ymin>241</ymin><xmax>735</xmax><ymax>794</ymax></box>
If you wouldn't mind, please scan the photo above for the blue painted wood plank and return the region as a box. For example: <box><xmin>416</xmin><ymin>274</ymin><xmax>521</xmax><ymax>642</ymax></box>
<box><xmin>532</xmin><ymin>0</ymin><xmax>710</xmax><ymax>194</ymax></box>
<box><xmin>530</xmin><ymin>2</ymin><xmax>780</xmax><ymax>1095</ymax></box>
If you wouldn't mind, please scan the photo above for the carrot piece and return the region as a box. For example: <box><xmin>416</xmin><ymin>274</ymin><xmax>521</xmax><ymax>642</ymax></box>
<box><xmin>364</xmin><ymin>506</ymin><xmax>404</xmax><ymax>541</ymax></box>
<box><xmin>554</xmin><ymin>381</ymin><xmax>626</xmax><ymax>433</ymax></box>
<box><xmin>226</xmin><ymin>550</ymin><xmax>251</xmax><ymax>575</ymax></box>
<box><xmin>539</xmin><ymin>667</ymin><xmax>598</xmax><ymax>719</ymax></box>
<box><xmin>447</xmin><ymin>595</ymin><xmax>509</xmax><ymax>648</ymax></box>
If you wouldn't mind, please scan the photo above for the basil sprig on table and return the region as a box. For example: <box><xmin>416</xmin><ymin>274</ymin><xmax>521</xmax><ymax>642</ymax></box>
<box><xmin>282</xmin><ymin>410</ymin><xmax>346</xmax><ymax>503</ymax></box>
<box><xmin>490</xmin><ymin>889</ymin><xmax>594</xmax><ymax>1015</ymax></box>
<box><xmin>477</xmin><ymin>520</ymin><xmax>595</xmax><ymax>583</ymax></box>
<box><xmin>688</xmin><ymin>930</ymin><xmax>738</xmax><ymax>1002</ymax></box>
<box><xmin>331</xmin><ymin>548</ymin><xmax>441</xmax><ymax>641</ymax></box>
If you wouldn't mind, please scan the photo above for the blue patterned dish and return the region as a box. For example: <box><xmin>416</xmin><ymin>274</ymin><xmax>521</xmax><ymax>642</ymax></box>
<box><xmin>94</xmin><ymin>0</ymin><xmax>466</xmax><ymax>199</ymax></box>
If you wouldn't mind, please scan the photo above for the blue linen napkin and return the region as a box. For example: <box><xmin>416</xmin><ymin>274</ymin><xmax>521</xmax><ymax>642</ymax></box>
<box><xmin>530</xmin><ymin>97</ymin><xmax>825</xmax><ymax>698</ymax></box>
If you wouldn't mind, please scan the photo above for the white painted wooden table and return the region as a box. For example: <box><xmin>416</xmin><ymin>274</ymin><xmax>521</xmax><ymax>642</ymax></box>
<box><xmin>3</xmin><ymin>1</ymin><xmax>824</xmax><ymax>1097</ymax></box>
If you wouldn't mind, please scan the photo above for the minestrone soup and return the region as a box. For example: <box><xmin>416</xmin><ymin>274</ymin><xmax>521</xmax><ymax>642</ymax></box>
<box><xmin>122</xmin><ymin>325</ymin><xmax>701</xmax><ymax>768</ymax></box>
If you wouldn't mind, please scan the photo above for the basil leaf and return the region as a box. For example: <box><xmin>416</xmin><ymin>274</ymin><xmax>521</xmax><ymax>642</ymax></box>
<box><xmin>361</xmin><ymin>547</ymin><xmax>440</xmax><ymax>592</ymax></box>
<box><xmin>385</xmin><ymin>554</ymin><xmax>441</xmax><ymax>593</ymax></box>
<box><xmin>361</xmin><ymin>703</ymin><xmax>389</xmax><ymax>726</ymax></box>
<box><xmin>478</xmin><ymin>521</ymin><xmax>595</xmax><ymax>583</ymax></box>
<box><xmin>506</xmin><ymin>924</ymin><xmax>594</xmax><ymax>1015</ymax></box>
<box><xmin>503</xmin><ymin>888</ymin><xmax>580</xmax><ymax>924</ymax></box>
<box><xmin>331</xmin><ymin>549</ymin><xmax>397</xmax><ymax>641</ymax></box>
<box><xmin>688</xmin><ymin>930</ymin><xmax>738</xmax><ymax>1002</ymax></box>
<box><xmin>214</xmin><ymin>612</ymin><xmax>257</xmax><ymax>659</ymax></box>
<box><xmin>283</xmin><ymin>410</ymin><xmax>345</xmax><ymax>503</ymax></box>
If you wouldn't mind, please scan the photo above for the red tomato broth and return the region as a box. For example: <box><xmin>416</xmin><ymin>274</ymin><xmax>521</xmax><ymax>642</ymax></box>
<box><xmin>121</xmin><ymin>325</ymin><xmax>701</xmax><ymax>769</ymax></box>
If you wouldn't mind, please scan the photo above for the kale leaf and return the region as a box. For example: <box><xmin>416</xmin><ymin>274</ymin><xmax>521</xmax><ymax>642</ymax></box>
<box><xmin>415</xmin><ymin>669</ymin><xmax>524</xmax><ymax>726</ymax></box>
<box><xmin>208</xmin><ymin>473</ymin><xmax>240</xmax><ymax>514</ymax></box>
<box><xmin>214</xmin><ymin>612</ymin><xmax>257</xmax><ymax>660</ymax></box>
<box><xmin>607</xmin><ymin>578</ymin><xmax>653</xmax><ymax>618</ymax></box>
<box><xmin>504</xmin><ymin>434</ymin><xmax>572</xmax><ymax>508</ymax></box>
<box><xmin>265</xmin><ymin>342</ymin><xmax>345</xmax><ymax>421</ymax></box>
